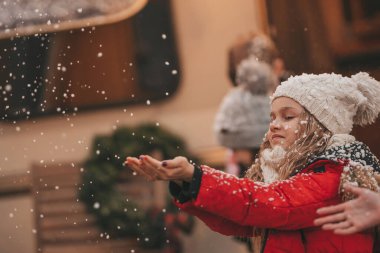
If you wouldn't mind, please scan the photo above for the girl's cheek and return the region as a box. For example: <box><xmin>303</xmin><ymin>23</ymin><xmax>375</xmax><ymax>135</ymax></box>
<box><xmin>293</xmin><ymin>128</ymin><xmax>302</xmax><ymax>142</ymax></box>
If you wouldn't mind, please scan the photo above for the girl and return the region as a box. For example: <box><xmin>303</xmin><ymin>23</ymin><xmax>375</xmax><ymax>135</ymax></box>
<box><xmin>126</xmin><ymin>72</ymin><xmax>380</xmax><ymax>253</ymax></box>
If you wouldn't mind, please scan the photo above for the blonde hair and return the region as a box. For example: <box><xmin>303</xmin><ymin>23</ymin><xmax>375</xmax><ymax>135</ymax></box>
<box><xmin>245</xmin><ymin>110</ymin><xmax>332</xmax><ymax>251</ymax></box>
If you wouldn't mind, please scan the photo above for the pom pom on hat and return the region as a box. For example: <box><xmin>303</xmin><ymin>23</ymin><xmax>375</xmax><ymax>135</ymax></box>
<box><xmin>272</xmin><ymin>72</ymin><xmax>380</xmax><ymax>134</ymax></box>
<box><xmin>351</xmin><ymin>72</ymin><xmax>380</xmax><ymax>126</ymax></box>
<box><xmin>235</xmin><ymin>56</ymin><xmax>277</xmax><ymax>95</ymax></box>
<box><xmin>247</xmin><ymin>34</ymin><xmax>276</xmax><ymax>63</ymax></box>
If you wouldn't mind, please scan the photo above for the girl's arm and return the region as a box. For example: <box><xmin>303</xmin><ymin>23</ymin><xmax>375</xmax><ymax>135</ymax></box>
<box><xmin>126</xmin><ymin>155</ymin><xmax>343</xmax><ymax>230</ymax></box>
<box><xmin>178</xmin><ymin>201</ymin><xmax>254</xmax><ymax>237</ymax></box>
<box><xmin>126</xmin><ymin>155</ymin><xmax>253</xmax><ymax>236</ymax></box>
<box><xmin>175</xmin><ymin>160</ymin><xmax>343</xmax><ymax>230</ymax></box>
<box><xmin>169</xmin><ymin>178</ymin><xmax>253</xmax><ymax>237</ymax></box>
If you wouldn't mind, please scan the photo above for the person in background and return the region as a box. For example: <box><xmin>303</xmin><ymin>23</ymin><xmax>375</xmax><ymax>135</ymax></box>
<box><xmin>214</xmin><ymin>57</ymin><xmax>275</xmax><ymax>177</ymax></box>
<box><xmin>227</xmin><ymin>32</ymin><xmax>291</xmax><ymax>89</ymax></box>
<box><xmin>215</xmin><ymin>34</ymin><xmax>281</xmax><ymax>251</ymax></box>
<box><xmin>216</xmin><ymin>33</ymin><xmax>282</xmax><ymax>178</ymax></box>
<box><xmin>126</xmin><ymin>72</ymin><xmax>380</xmax><ymax>253</ymax></box>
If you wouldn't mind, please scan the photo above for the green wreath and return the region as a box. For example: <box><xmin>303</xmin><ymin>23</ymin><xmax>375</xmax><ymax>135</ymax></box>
<box><xmin>79</xmin><ymin>123</ymin><xmax>199</xmax><ymax>249</ymax></box>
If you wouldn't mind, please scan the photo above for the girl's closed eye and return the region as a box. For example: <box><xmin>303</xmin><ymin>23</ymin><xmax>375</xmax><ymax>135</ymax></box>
<box><xmin>283</xmin><ymin>114</ymin><xmax>297</xmax><ymax>121</ymax></box>
<box><xmin>284</xmin><ymin>115</ymin><xmax>295</xmax><ymax>120</ymax></box>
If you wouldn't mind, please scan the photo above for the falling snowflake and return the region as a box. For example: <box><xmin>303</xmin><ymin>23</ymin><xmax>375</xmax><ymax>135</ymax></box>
<box><xmin>93</xmin><ymin>202</ymin><xmax>100</xmax><ymax>209</ymax></box>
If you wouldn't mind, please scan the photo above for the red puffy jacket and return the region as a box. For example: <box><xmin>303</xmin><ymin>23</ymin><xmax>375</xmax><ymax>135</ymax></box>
<box><xmin>172</xmin><ymin>159</ymin><xmax>375</xmax><ymax>253</ymax></box>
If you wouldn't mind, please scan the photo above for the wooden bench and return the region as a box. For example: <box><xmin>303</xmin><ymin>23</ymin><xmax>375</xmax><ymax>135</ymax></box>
<box><xmin>31</xmin><ymin>162</ymin><xmax>161</xmax><ymax>253</ymax></box>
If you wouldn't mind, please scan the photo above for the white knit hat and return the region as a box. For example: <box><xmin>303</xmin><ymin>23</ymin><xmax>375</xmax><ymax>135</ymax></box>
<box><xmin>272</xmin><ymin>72</ymin><xmax>380</xmax><ymax>134</ymax></box>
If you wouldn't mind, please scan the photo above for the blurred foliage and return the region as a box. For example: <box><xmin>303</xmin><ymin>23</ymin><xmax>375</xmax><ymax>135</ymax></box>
<box><xmin>79</xmin><ymin>123</ymin><xmax>199</xmax><ymax>249</ymax></box>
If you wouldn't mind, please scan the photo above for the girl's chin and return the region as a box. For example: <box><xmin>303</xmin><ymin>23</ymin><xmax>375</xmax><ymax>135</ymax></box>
<box><xmin>270</xmin><ymin>142</ymin><xmax>288</xmax><ymax>149</ymax></box>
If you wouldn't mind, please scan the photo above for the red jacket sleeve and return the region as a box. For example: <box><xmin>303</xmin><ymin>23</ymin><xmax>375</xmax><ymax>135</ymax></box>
<box><xmin>175</xmin><ymin>159</ymin><xmax>344</xmax><ymax>230</ymax></box>
<box><xmin>177</xmin><ymin>200</ymin><xmax>253</xmax><ymax>237</ymax></box>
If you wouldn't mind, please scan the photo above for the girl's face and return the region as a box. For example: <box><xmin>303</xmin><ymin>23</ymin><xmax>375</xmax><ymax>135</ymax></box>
<box><xmin>268</xmin><ymin>97</ymin><xmax>304</xmax><ymax>149</ymax></box>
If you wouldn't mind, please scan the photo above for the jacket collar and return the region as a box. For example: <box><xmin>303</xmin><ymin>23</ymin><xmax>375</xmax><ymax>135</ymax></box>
<box><xmin>307</xmin><ymin>140</ymin><xmax>380</xmax><ymax>172</ymax></box>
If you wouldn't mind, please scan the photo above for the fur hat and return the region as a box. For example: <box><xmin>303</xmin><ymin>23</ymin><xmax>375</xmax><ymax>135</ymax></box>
<box><xmin>247</xmin><ymin>34</ymin><xmax>277</xmax><ymax>63</ymax></box>
<box><xmin>272</xmin><ymin>72</ymin><xmax>380</xmax><ymax>134</ymax></box>
<box><xmin>235</xmin><ymin>56</ymin><xmax>277</xmax><ymax>95</ymax></box>
<box><xmin>228</xmin><ymin>33</ymin><xmax>277</xmax><ymax>85</ymax></box>
<box><xmin>214</xmin><ymin>87</ymin><xmax>270</xmax><ymax>149</ymax></box>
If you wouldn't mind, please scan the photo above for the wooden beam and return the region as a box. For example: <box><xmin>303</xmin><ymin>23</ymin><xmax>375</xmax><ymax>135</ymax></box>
<box><xmin>0</xmin><ymin>173</ymin><xmax>32</xmax><ymax>197</ymax></box>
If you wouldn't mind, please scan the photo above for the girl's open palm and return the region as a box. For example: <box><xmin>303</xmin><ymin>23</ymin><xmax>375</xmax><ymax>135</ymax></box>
<box><xmin>125</xmin><ymin>155</ymin><xmax>194</xmax><ymax>182</ymax></box>
<box><xmin>314</xmin><ymin>184</ymin><xmax>380</xmax><ymax>234</ymax></box>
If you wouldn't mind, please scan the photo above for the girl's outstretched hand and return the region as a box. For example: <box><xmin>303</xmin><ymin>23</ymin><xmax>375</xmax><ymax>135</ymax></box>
<box><xmin>125</xmin><ymin>155</ymin><xmax>195</xmax><ymax>182</ymax></box>
<box><xmin>314</xmin><ymin>184</ymin><xmax>380</xmax><ymax>234</ymax></box>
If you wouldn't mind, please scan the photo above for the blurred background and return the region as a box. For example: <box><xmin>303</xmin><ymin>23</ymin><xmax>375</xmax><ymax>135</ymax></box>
<box><xmin>0</xmin><ymin>0</ymin><xmax>379</xmax><ymax>252</ymax></box>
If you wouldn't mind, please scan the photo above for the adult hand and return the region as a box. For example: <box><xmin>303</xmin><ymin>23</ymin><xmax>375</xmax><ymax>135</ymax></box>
<box><xmin>125</xmin><ymin>155</ymin><xmax>195</xmax><ymax>182</ymax></box>
<box><xmin>314</xmin><ymin>184</ymin><xmax>380</xmax><ymax>234</ymax></box>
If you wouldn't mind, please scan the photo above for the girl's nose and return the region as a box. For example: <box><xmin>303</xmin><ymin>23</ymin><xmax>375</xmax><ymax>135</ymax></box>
<box><xmin>269</xmin><ymin>120</ymin><xmax>281</xmax><ymax>132</ymax></box>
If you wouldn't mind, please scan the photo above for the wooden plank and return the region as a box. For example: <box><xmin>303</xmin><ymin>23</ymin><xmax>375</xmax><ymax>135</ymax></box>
<box><xmin>31</xmin><ymin>162</ymin><xmax>158</xmax><ymax>253</ymax></box>
<box><xmin>40</xmin><ymin>213</ymin><xmax>97</xmax><ymax>230</ymax></box>
<box><xmin>38</xmin><ymin>201</ymin><xmax>87</xmax><ymax>215</ymax></box>
<box><xmin>0</xmin><ymin>173</ymin><xmax>32</xmax><ymax>196</ymax></box>
<box><xmin>37</xmin><ymin>184</ymin><xmax>153</xmax><ymax>204</ymax></box>
<box><xmin>32</xmin><ymin>163</ymin><xmax>82</xmax><ymax>177</ymax></box>
<box><xmin>42</xmin><ymin>239</ymin><xmax>141</xmax><ymax>253</ymax></box>
<box><xmin>33</xmin><ymin>174</ymin><xmax>82</xmax><ymax>189</ymax></box>
<box><xmin>40</xmin><ymin>226</ymin><xmax>102</xmax><ymax>243</ymax></box>
<box><xmin>33</xmin><ymin>181</ymin><xmax>81</xmax><ymax>191</ymax></box>
<box><xmin>38</xmin><ymin>188</ymin><xmax>79</xmax><ymax>202</ymax></box>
